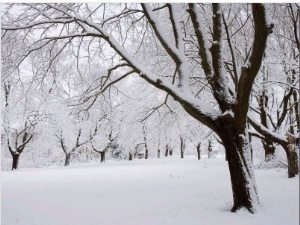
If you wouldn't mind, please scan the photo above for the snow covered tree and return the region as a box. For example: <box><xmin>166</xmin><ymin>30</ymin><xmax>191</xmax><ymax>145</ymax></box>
<box><xmin>1</xmin><ymin>3</ymin><xmax>276</xmax><ymax>213</ymax></box>
<box><xmin>179</xmin><ymin>136</ymin><xmax>186</xmax><ymax>159</ymax></box>
<box><xmin>2</xmin><ymin>82</ymin><xmax>37</xmax><ymax>170</ymax></box>
<box><xmin>248</xmin><ymin>3</ymin><xmax>299</xmax><ymax>177</ymax></box>
<box><xmin>91</xmin><ymin>119</ymin><xmax>119</xmax><ymax>163</ymax></box>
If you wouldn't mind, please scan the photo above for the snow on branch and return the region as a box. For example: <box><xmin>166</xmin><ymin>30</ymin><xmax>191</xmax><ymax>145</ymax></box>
<box><xmin>248</xmin><ymin>113</ymin><xmax>287</xmax><ymax>146</ymax></box>
<box><xmin>1</xmin><ymin>18</ymin><xmax>76</xmax><ymax>31</ymax></box>
<box><xmin>187</xmin><ymin>3</ymin><xmax>213</xmax><ymax>81</ymax></box>
<box><xmin>141</xmin><ymin>3</ymin><xmax>190</xmax><ymax>89</ymax></box>
<box><xmin>237</xmin><ymin>4</ymin><xmax>273</xmax><ymax>130</ymax></box>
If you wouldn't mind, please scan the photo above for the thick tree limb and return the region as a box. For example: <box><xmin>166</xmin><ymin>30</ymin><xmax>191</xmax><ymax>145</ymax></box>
<box><xmin>236</xmin><ymin>4</ymin><xmax>273</xmax><ymax>131</ymax></box>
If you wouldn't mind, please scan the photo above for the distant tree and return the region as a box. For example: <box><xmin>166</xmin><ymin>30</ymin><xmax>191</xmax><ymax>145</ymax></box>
<box><xmin>55</xmin><ymin>111</ymin><xmax>99</xmax><ymax>166</ymax></box>
<box><xmin>180</xmin><ymin>136</ymin><xmax>186</xmax><ymax>159</ymax></box>
<box><xmin>207</xmin><ymin>140</ymin><xmax>212</xmax><ymax>159</ymax></box>
<box><xmin>91</xmin><ymin>129</ymin><xmax>118</xmax><ymax>163</ymax></box>
<box><xmin>165</xmin><ymin>144</ymin><xmax>170</xmax><ymax>157</ymax></box>
<box><xmin>196</xmin><ymin>143</ymin><xmax>201</xmax><ymax>160</ymax></box>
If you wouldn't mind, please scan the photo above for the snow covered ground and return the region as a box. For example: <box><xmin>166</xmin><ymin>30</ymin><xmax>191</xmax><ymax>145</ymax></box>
<box><xmin>1</xmin><ymin>157</ymin><xmax>299</xmax><ymax>225</ymax></box>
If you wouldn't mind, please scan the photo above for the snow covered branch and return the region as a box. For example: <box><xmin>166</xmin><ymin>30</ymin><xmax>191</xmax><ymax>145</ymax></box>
<box><xmin>248</xmin><ymin>114</ymin><xmax>287</xmax><ymax>146</ymax></box>
<box><xmin>236</xmin><ymin>3</ymin><xmax>274</xmax><ymax>131</ymax></box>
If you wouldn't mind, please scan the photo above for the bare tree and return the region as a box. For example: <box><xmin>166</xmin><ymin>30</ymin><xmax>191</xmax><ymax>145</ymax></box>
<box><xmin>91</xmin><ymin>129</ymin><xmax>118</xmax><ymax>163</ymax></box>
<box><xmin>2</xmin><ymin>80</ymin><xmax>41</xmax><ymax>170</ymax></box>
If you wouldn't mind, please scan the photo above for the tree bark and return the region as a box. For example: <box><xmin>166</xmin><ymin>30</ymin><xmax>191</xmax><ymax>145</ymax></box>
<box><xmin>11</xmin><ymin>152</ymin><xmax>20</xmax><ymax>170</ymax></box>
<box><xmin>220</xmin><ymin>127</ymin><xmax>259</xmax><ymax>213</ymax></box>
<box><xmin>284</xmin><ymin>146</ymin><xmax>298</xmax><ymax>178</ymax></box>
<box><xmin>216</xmin><ymin>115</ymin><xmax>259</xmax><ymax>213</ymax></box>
<box><xmin>64</xmin><ymin>153</ymin><xmax>71</xmax><ymax>166</ymax></box>
<box><xmin>248</xmin><ymin>132</ymin><xmax>253</xmax><ymax>162</ymax></box>
<box><xmin>286</xmin><ymin>133</ymin><xmax>299</xmax><ymax>177</ymax></box>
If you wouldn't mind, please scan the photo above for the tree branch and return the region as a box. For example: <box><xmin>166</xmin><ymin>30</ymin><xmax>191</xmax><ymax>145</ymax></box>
<box><xmin>236</xmin><ymin>3</ymin><xmax>273</xmax><ymax>131</ymax></box>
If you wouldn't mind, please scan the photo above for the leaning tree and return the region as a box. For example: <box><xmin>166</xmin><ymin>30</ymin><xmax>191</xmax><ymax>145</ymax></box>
<box><xmin>2</xmin><ymin>3</ymin><xmax>281</xmax><ymax>213</ymax></box>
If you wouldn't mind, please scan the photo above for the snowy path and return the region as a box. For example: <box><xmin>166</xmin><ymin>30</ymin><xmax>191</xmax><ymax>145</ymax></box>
<box><xmin>1</xmin><ymin>158</ymin><xmax>299</xmax><ymax>225</ymax></box>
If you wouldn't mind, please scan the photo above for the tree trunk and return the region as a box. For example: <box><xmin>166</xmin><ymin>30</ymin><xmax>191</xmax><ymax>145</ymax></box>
<box><xmin>100</xmin><ymin>151</ymin><xmax>106</xmax><ymax>163</ymax></box>
<box><xmin>165</xmin><ymin>145</ymin><xmax>169</xmax><ymax>157</ymax></box>
<box><xmin>169</xmin><ymin>149</ymin><xmax>173</xmax><ymax>156</ymax></box>
<box><xmin>208</xmin><ymin>140</ymin><xmax>212</xmax><ymax>159</ymax></box>
<box><xmin>284</xmin><ymin>146</ymin><xmax>298</xmax><ymax>178</ymax></box>
<box><xmin>11</xmin><ymin>152</ymin><xmax>20</xmax><ymax>170</ymax></box>
<box><xmin>180</xmin><ymin>137</ymin><xmax>185</xmax><ymax>159</ymax></box>
<box><xmin>196</xmin><ymin>143</ymin><xmax>201</xmax><ymax>160</ymax></box>
<box><xmin>64</xmin><ymin>153</ymin><xmax>71</xmax><ymax>166</ymax></box>
<box><xmin>285</xmin><ymin>133</ymin><xmax>299</xmax><ymax>178</ymax></box>
<box><xmin>157</xmin><ymin>149</ymin><xmax>160</xmax><ymax>158</ymax></box>
<box><xmin>145</xmin><ymin>149</ymin><xmax>148</xmax><ymax>159</ymax></box>
<box><xmin>129</xmin><ymin>152</ymin><xmax>133</xmax><ymax>161</ymax></box>
<box><xmin>219</xmin><ymin>124</ymin><xmax>259</xmax><ymax>213</ymax></box>
<box><xmin>263</xmin><ymin>142</ymin><xmax>275</xmax><ymax>161</ymax></box>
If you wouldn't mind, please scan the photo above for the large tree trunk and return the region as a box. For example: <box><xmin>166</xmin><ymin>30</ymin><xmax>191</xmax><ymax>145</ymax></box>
<box><xmin>285</xmin><ymin>133</ymin><xmax>299</xmax><ymax>178</ymax></box>
<box><xmin>219</xmin><ymin>124</ymin><xmax>259</xmax><ymax>213</ymax></box>
<box><xmin>11</xmin><ymin>152</ymin><xmax>20</xmax><ymax>170</ymax></box>
<box><xmin>284</xmin><ymin>146</ymin><xmax>298</xmax><ymax>178</ymax></box>
<box><xmin>64</xmin><ymin>153</ymin><xmax>71</xmax><ymax>166</ymax></box>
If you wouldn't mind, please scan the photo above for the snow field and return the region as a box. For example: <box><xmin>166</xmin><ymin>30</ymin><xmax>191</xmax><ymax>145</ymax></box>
<box><xmin>1</xmin><ymin>157</ymin><xmax>299</xmax><ymax>225</ymax></box>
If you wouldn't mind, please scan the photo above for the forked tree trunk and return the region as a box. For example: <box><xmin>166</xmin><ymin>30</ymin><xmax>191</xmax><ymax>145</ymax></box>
<box><xmin>128</xmin><ymin>152</ymin><xmax>133</xmax><ymax>161</ymax></box>
<box><xmin>11</xmin><ymin>152</ymin><xmax>20</xmax><ymax>170</ymax></box>
<box><xmin>64</xmin><ymin>153</ymin><xmax>71</xmax><ymax>166</ymax></box>
<box><xmin>100</xmin><ymin>151</ymin><xmax>106</xmax><ymax>163</ymax></box>
<box><xmin>219</xmin><ymin>126</ymin><xmax>259</xmax><ymax>213</ymax></box>
<box><xmin>262</xmin><ymin>140</ymin><xmax>275</xmax><ymax>161</ymax></box>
